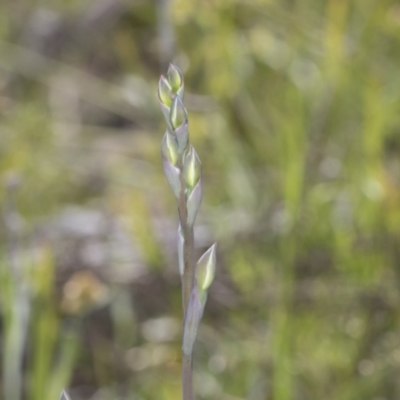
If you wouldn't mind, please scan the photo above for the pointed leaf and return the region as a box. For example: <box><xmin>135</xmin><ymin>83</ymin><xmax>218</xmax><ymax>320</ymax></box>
<box><xmin>162</xmin><ymin>157</ymin><xmax>181</xmax><ymax>199</ymax></box>
<box><xmin>186</xmin><ymin>179</ymin><xmax>202</xmax><ymax>227</ymax></box>
<box><xmin>183</xmin><ymin>146</ymin><xmax>201</xmax><ymax>189</ymax></box>
<box><xmin>182</xmin><ymin>284</ymin><xmax>204</xmax><ymax>356</ymax></box>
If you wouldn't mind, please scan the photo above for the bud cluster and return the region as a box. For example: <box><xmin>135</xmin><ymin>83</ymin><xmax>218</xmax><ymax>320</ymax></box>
<box><xmin>158</xmin><ymin>65</ymin><xmax>217</xmax><ymax>359</ymax></box>
<box><xmin>158</xmin><ymin>64</ymin><xmax>202</xmax><ymax>227</ymax></box>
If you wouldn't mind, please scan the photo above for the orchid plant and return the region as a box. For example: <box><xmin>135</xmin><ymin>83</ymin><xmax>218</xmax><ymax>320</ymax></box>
<box><xmin>60</xmin><ymin>64</ymin><xmax>216</xmax><ymax>400</ymax></box>
<box><xmin>158</xmin><ymin>64</ymin><xmax>217</xmax><ymax>400</ymax></box>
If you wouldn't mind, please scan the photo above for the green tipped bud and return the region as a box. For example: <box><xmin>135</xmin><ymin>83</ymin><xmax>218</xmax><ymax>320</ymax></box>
<box><xmin>167</xmin><ymin>64</ymin><xmax>183</xmax><ymax>93</ymax></box>
<box><xmin>170</xmin><ymin>96</ymin><xmax>187</xmax><ymax>130</ymax></box>
<box><xmin>60</xmin><ymin>390</ymin><xmax>71</xmax><ymax>400</ymax></box>
<box><xmin>183</xmin><ymin>146</ymin><xmax>201</xmax><ymax>190</ymax></box>
<box><xmin>158</xmin><ymin>76</ymin><xmax>173</xmax><ymax>107</ymax></box>
<box><xmin>161</xmin><ymin>131</ymin><xmax>178</xmax><ymax>166</ymax></box>
<box><xmin>196</xmin><ymin>243</ymin><xmax>217</xmax><ymax>297</ymax></box>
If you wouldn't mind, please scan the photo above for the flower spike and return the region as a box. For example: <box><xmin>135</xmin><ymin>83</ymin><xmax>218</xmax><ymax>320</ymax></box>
<box><xmin>157</xmin><ymin>64</ymin><xmax>217</xmax><ymax>400</ymax></box>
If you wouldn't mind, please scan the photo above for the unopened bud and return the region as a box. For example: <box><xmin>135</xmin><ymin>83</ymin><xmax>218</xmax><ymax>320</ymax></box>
<box><xmin>167</xmin><ymin>64</ymin><xmax>183</xmax><ymax>94</ymax></box>
<box><xmin>158</xmin><ymin>76</ymin><xmax>173</xmax><ymax>107</ymax></box>
<box><xmin>161</xmin><ymin>131</ymin><xmax>178</xmax><ymax>166</ymax></box>
<box><xmin>196</xmin><ymin>243</ymin><xmax>217</xmax><ymax>298</ymax></box>
<box><xmin>170</xmin><ymin>96</ymin><xmax>187</xmax><ymax>130</ymax></box>
<box><xmin>183</xmin><ymin>146</ymin><xmax>201</xmax><ymax>190</ymax></box>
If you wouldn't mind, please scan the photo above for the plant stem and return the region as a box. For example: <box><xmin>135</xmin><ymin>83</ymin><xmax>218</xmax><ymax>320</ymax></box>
<box><xmin>182</xmin><ymin>354</ymin><xmax>193</xmax><ymax>400</ymax></box>
<box><xmin>178</xmin><ymin>168</ymin><xmax>195</xmax><ymax>314</ymax></box>
<box><xmin>182</xmin><ymin>225</ymin><xmax>194</xmax><ymax>313</ymax></box>
<box><xmin>178</xmin><ymin>168</ymin><xmax>195</xmax><ymax>400</ymax></box>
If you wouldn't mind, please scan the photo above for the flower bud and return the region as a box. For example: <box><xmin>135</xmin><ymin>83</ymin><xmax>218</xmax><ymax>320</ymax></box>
<box><xmin>158</xmin><ymin>76</ymin><xmax>173</xmax><ymax>107</ymax></box>
<box><xmin>161</xmin><ymin>131</ymin><xmax>178</xmax><ymax>166</ymax></box>
<box><xmin>183</xmin><ymin>146</ymin><xmax>201</xmax><ymax>190</ymax></box>
<box><xmin>196</xmin><ymin>243</ymin><xmax>217</xmax><ymax>298</ymax></box>
<box><xmin>167</xmin><ymin>64</ymin><xmax>183</xmax><ymax>94</ymax></box>
<box><xmin>170</xmin><ymin>96</ymin><xmax>187</xmax><ymax>130</ymax></box>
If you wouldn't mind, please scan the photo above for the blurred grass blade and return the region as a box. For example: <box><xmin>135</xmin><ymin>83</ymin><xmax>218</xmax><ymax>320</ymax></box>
<box><xmin>2</xmin><ymin>286</ymin><xmax>30</xmax><ymax>400</ymax></box>
<box><xmin>47</xmin><ymin>329</ymin><xmax>79</xmax><ymax>400</ymax></box>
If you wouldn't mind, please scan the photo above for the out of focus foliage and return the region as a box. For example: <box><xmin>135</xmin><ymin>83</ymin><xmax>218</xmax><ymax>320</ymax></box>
<box><xmin>1</xmin><ymin>0</ymin><xmax>400</xmax><ymax>399</ymax></box>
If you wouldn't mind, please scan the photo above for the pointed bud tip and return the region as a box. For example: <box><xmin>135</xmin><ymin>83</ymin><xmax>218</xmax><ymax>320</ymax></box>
<box><xmin>170</xmin><ymin>96</ymin><xmax>187</xmax><ymax>130</ymax></box>
<box><xmin>158</xmin><ymin>75</ymin><xmax>173</xmax><ymax>107</ymax></box>
<box><xmin>196</xmin><ymin>243</ymin><xmax>217</xmax><ymax>292</ymax></box>
<box><xmin>184</xmin><ymin>146</ymin><xmax>202</xmax><ymax>189</ymax></box>
<box><xmin>167</xmin><ymin>64</ymin><xmax>183</xmax><ymax>93</ymax></box>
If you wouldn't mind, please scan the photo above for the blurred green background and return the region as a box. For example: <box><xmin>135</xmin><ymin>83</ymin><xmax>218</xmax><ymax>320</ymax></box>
<box><xmin>1</xmin><ymin>0</ymin><xmax>400</xmax><ymax>399</ymax></box>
